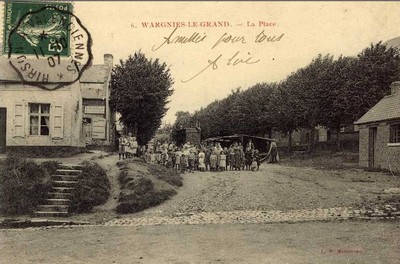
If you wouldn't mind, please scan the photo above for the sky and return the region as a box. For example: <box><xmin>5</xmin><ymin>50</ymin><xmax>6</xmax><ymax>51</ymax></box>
<box><xmin>71</xmin><ymin>1</ymin><xmax>400</xmax><ymax>124</ymax></box>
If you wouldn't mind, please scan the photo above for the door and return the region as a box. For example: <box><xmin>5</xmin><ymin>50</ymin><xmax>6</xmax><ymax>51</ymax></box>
<box><xmin>0</xmin><ymin>108</ymin><xmax>6</xmax><ymax>153</ymax></box>
<box><xmin>368</xmin><ymin>127</ymin><xmax>377</xmax><ymax>168</ymax></box>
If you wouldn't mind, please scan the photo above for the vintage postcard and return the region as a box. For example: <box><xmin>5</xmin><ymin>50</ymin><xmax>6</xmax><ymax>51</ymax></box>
<box><xmin>0</xmin><ymin>1</ymin><xmax>400</xmax><ymax>263</ymax></box>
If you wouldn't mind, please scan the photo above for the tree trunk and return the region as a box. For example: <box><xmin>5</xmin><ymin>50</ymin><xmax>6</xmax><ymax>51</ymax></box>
<box><xmin>336</xmin><ymin>127</ymin><xmax>341</xmax><ymax>151</ymax></box>
<box><xmin>288</xmin><ymin>130</ymin><xmax>293</xmax><ymax>153</ymax></box>
<box><xmin>309</xmin><ymin>126</ymin><xmax>315</xmax><ymax>153</ymax></box>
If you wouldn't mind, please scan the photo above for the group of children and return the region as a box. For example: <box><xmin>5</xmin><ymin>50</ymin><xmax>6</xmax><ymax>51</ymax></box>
<box><xmin>118</xmin><ymin>132</ymin><xmax>139</xmax><ymax>160</ymax></box>
<box><xmin>145</xmin><ymin>140</ymin><xmax>262</xmax><ymax>173</ymax></box>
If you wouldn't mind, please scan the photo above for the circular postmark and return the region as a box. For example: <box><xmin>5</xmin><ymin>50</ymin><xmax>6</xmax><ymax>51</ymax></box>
<box><xmin>7</xmin><ymin>5</ymin><xmax>93</xmax><ymax>90</ymax></box>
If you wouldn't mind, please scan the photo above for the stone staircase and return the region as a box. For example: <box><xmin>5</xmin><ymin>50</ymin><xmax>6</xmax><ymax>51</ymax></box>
<box><xmin>35</xmin><ymin>164</ymin><xmax>83</xmax><ymax>217</ymax></box>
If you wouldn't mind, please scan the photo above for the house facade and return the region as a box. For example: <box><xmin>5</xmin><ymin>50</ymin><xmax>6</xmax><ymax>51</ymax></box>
<box><xmin>0</xmin><ymin>54</ymin><xmax>115</xmax><ymax>153</ymax></box>
<box><xmin>355</xmin><ymin>81</ymin><xmax>400</xmax><ymax>172</ymax></box>
<box><xmin>80</xmin><ymin>54</ymin><xmax>115</xmax><ymax>147</ymax></box>
<box><xmin>0</xmin><ymin>57</ymin><xmax>85</xmax><ymax>153</ymax></box>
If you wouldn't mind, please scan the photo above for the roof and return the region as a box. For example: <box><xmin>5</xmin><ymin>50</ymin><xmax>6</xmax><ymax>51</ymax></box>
<box><xmin>80</xmin><ymin>65</ymin><xmax>109</xmax><ymax>83</ymax></box>
<box><xmin>205</xmin><ymin>134</ymin><xmax>276</xmax><ymax>142</ymax></box>
<box><xmin>355</xmin><ymin>92</ymin><xmax>400</xmax><ymax>125</ymax></box>
<box><xmin>80</xmin><ymin>64</ymin><xmax>112</xmax><ymax>99</ymax></box>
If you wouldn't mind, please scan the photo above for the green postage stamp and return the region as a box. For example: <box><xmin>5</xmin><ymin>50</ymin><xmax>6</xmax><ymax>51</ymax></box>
<box><xmin>4</xmin><ymin>1</ymin><xmax>73</xmax><ymax>56</ymax></box>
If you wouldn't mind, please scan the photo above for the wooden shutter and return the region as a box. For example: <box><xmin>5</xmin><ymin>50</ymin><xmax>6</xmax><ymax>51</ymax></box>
<box><xmin>13</xmin><ymin>102</ymin><xmax>25</xmax><ymax>137</ymax></box>
<box><xmin>52</xmin><ymin>104</ymin><xmax>64</xmax><ymax>139</ymax></box>
<box><xmin>92</xmin><ymin>118</ymin><xmax>106</xmax><ymax>139</ymax></box>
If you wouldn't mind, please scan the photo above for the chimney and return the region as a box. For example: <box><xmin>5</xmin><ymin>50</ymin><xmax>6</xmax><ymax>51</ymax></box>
<box><xmin>390</xmin><ymin>81</ymin><xmax>400</xmax><ymax>95</ymax></box>
<box><xmin>104</xmin><ymin>54</ymin><xmax>113</xmax><ymax>68</ymax></box>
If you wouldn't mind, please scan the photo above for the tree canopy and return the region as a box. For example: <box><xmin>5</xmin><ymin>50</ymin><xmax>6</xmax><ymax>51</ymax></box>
<box><xmin>110</xmin><ymin>51</ymin><xmax>174</xmax><ymax>145</ymax></box>
<box><xmin>176</xmin><ymin>42</ymin><xmax>400</xmax><ymax>151</ymax></box>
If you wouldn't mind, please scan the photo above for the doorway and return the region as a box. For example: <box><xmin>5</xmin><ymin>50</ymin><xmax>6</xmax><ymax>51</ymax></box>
<box><xmin>0</xmin><ymin>108</ymin><xmax>6</xmax><ymax>153</ymax></box>
<box><xmin>368</xmin><ymin>127</ymin><xmax>377</xmax><ymax>168</ymax></box>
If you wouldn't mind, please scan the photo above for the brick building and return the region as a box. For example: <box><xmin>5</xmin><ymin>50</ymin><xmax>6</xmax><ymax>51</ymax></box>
<box><xmin>355</xmin><ymin>81</ymin><xmax>400</xmax><ymax>172</ymax></box>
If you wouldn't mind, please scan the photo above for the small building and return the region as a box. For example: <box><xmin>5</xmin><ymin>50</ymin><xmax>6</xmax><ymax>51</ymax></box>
<box><xmin>355</xmin><ymin>81</ymin><xmax>400</xmax><ymax>172</ymax></box>
<box><xmin>80</xmin><ymin>54</ymin><xmax>116</xmax><ymax>147</ymax></box>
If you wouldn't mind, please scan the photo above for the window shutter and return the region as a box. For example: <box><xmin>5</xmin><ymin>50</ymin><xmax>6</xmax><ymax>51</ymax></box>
<box><xmin>14</xmin><ymin>102</ymin><xmax>25</xmax><ymax>137</ymax></box>
<box><xmin>52</xmin><ymin>104</ymin><xmax>64</xmax><ymax>139</ymax></box>
<box><xmin>92</xmin><ymin>118</ymin><xmax>106</xmax><ymax>139</ymax></box>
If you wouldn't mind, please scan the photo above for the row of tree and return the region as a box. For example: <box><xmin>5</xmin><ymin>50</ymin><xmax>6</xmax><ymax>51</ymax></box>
<box><xmin>173</xmin><ymin>42</ymin><xmax>400</xmax><ymax>151</ymax></box>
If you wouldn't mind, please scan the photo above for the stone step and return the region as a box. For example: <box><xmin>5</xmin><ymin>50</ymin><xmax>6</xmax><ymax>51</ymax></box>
<box><xmin>58</xmin><ymin>164</ymin><xmax>84</xmax><ymax>170</ymax></box>
<box><xmin>52</xmin><ymin>180</ymin><xmax>78</xmax><ymax>187</ymax></box>
<box><xmin>51</xmin><ymin>174</ymin><xmax>79</xmax><ymax>181</ymax></box>
<box><xmin>56</xmin><ymin>169</ymin><xmax>82</xmax><ymax>175</ymax></box>
<box><xmin>46</xmin><ymin>198</ymin><xmax>71</xmax><ymax>205</ymax></box>
<box><xmin>52</xmin><ymin>187</ymin><xmax>75</xmax><ymax>193</ymax></box>
<box><xmin>48</xmin><ymin>192</ymin><xmax>73</xmax><ymax>199</ymax></box>
<box><xmin>36</xmin><ymin>205</ymin><xmax>69</xmax><ymax>212</ymax></box>
<box><xmin>35</xmin><ymin>211</ymin><xmax>69</xmax><ymax>217</ymax></box>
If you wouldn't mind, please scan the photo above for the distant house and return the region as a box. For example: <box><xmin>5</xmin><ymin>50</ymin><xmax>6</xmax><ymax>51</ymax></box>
<box><xmin>80</xmin><ymin>54</ymin><xmax>116</xmax><ymax>146</ymax></box>
<box><xmin>355</xmin><ymin>81</ymin><xmax>400</xmax><ymax>172</ymax></box>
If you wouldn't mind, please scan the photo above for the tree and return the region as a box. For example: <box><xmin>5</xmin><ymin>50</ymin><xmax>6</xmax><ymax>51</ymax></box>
<box><xmin>110</xmin><ymin>51</ymin><xmax>174</xmax><ymax>145</ymax></box>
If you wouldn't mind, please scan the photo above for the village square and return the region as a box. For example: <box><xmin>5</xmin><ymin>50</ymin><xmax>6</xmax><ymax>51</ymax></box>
<box><xmin>0</xmin><ymin>1</ymin><xmax>400</xmax><ymax>263</ymax></box>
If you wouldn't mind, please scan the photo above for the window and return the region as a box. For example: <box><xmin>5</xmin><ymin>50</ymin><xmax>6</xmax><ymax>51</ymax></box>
<box><xmin>29</xmin><ymin>103</ymin><xmax>50</xmax><ymax>136</ymax></box>
<box><xmin>390</xmin><ymin>124</ymin><xmax>400</xmax><ymax>143</ymax></box>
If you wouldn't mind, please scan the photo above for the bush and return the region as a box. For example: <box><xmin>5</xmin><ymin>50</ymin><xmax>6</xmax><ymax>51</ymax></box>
<box><xmin>69</xmin><ymin>161</ymin><xmax>111</xmax><ymax>213</ymax></box>
<box><xmin>0</xmin><ymin>155</ymin><xmax>52</xmax><ymax>215</ymax></box>
<box><xmin>117</xmin><ymin>186</ymin><xmax>175</xmax><ymax>214</ymax></box>
<box><xmin>148</xmin><ymin>164</ymin><xmax>183</xmax><ymax>187</ymax></box>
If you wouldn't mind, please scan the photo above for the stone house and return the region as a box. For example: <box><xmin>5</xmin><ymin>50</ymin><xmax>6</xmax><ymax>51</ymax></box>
<box><xmin>355</xmin><ymin>81</ymin><xmax>400</xmax><ymax>172</ymax></box>
<box><xmin>0</xmin><ymin>54</ymin><xmax>115</xmax><ymax>153</ymax></box>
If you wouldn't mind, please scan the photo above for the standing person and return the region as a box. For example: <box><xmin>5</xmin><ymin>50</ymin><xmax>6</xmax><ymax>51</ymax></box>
<box><xmin>234</xmin><ymin>144</ymin><xmax>241</xmax><ymax>170</ymax></box>
<box><xmin>175</xmin><ymin>149</ymin><xmax>182</xmax><ymax>172</ymax></box>
<box><xmin>131</xmin><ymin>136</ymin><xmax>138</xmax><ymax>157</ymax></box>
<box><xmin>180</xmin><ymin>154</ymin><xmax>187</xmax><ymax>173</ymax></box>
<box><xmin>219</xmin><ymin>151</ymin><xmax>226</xmax><ymax>171</ymax></box>
<box><xmin>210</xmin><ymin>151</ymin><xmax>217</xmax><ymax>171</ymax></box>
<box><xmin>214</xmin><ymin>142</ymin><xmax>223</xmax><ymax>171</ymax></box>
<box><xmin>205</xmin><ymin>148</ymin><xmax>211</xmax><ymax>171</ymax></box>
<box><xmin>188</xmin><ymin>150</ymin><xmax>195</xmax><ymax>173</ymax></box>
<box><xmin>241</xmin><ymin>148</ymin><xmax>246</xmax><ymax>171</ymax></box>
<box><xmin>270</xmin><ymin>142</ymin><xmax>278</xmax><ymax>163</ymax></box>
<box><xmin>245</xmin><ymin>149</ymin><xmax>253</xmax><ymax>171</ymax></box>
<box><xmin>229</xmin><ymin>147</ymin><xmax>235</xmax><ymax>171</ymax></box>
<box><xmin>198</xmin><ymin>149</ymin><xmax>205</xmax><ymax>171</ymax></box>
<box><xmin>254</xmin><ymin>149</ymin><xmax>261</xmax><ymax>171</ymax></box>
<box><xmin>118</xmin><ymin>134</ymin><xmax>128</xmax><ymax>160</ymax></box>
<box><xmin>246</xmin><ymin>139</ymin><xmax>254</xmax><ymax>152</ymax></box>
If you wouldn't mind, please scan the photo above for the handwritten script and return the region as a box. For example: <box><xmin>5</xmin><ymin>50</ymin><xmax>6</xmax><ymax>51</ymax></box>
<box><xmin>151</xmin><ymin>26</ymin><xmax>285</xmax><ymax>82</ymax></box>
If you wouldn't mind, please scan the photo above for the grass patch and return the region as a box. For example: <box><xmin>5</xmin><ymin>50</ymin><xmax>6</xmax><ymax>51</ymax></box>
<box><xmin>69</xmin><ymin>161</ymin><xmax>111</xmax><ymax>213</ymax></box>
<box><xmin>116</xmin><ymin>162</ymin><xmax>182</xmax><ymax>214</ymax></box>
<box><xmin>0</xmin><ymin>155</ymin><xmax>53</xmax><ymax>215</ymax></box>
<box><xmin>280</xmin><ymin>151</ymin><xmax>359</xmax><ymax>170</ymax></box>
<box><xmin>6</xmin><ymin>146</ymin><xmax>89</xmax><ymax>158</ymax></box>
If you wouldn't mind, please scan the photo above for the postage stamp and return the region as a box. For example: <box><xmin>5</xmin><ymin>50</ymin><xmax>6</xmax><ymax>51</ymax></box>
<box><xmin>4</xmin><ymin>1</ymin><xmax>93</xmax><ymax>90</ymax></box>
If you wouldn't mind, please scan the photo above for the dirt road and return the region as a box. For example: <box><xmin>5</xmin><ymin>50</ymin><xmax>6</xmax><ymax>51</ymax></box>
<box><xmin>1</xmin><ymin>157</ymin><xmax>400</xmax><ymax>263</ymax></box>
<box><xmin>134</xmin><ymin>164</ymin><xmax>399</xmax><ymax>217</ymax></box>
<box><xmin>1</xmin><ymin>221</ymin><xmax>399</xmax><ymax>263</ymax></box>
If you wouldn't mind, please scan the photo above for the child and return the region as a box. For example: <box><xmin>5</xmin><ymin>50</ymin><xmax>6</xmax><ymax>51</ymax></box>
<box><xmin>205</xmin><ymin>149</ymin><xmax>211</xmax><ymax>171</ymax></box>
<box><xmin>118</xmin><ymin>134</ymin><xmax>127</xmax><ymax>160</ymax></box>
<box><xmin>229</xmin><ymin>148</ymin><xmax>235</xmax><ymax>171</ymax></box>
<box><xmin>175</xmin><ymin>150</ymin><xmax>181</xmax><ymax>172</ymax></box>
<box><xmin>180</xmin><ymin>154</ymin><xmax>187</xmax><ymax>174</ymax></box>
<box><xmin>210</xmin><ymin>152</ymin><xmax>217</xmax><ymax>171</ymax></box>
<box><xmin>219</xmin><ymin>151</ymin><xmax>226</xmax><ymax>171</ymax></box>
<box><xmin>198</xmin><ymin>149</ymin><xmax>205</xmax><ymax>171</ymax></box>
<box><xmin>188</xmin><ymin>150</ymin><xmax>195</xmax><ymax>173</ymax></box>
<box><xmin>251</xmin><ymin>158</ymin><xmax>258</xmax><ymax>171</ymax></box>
